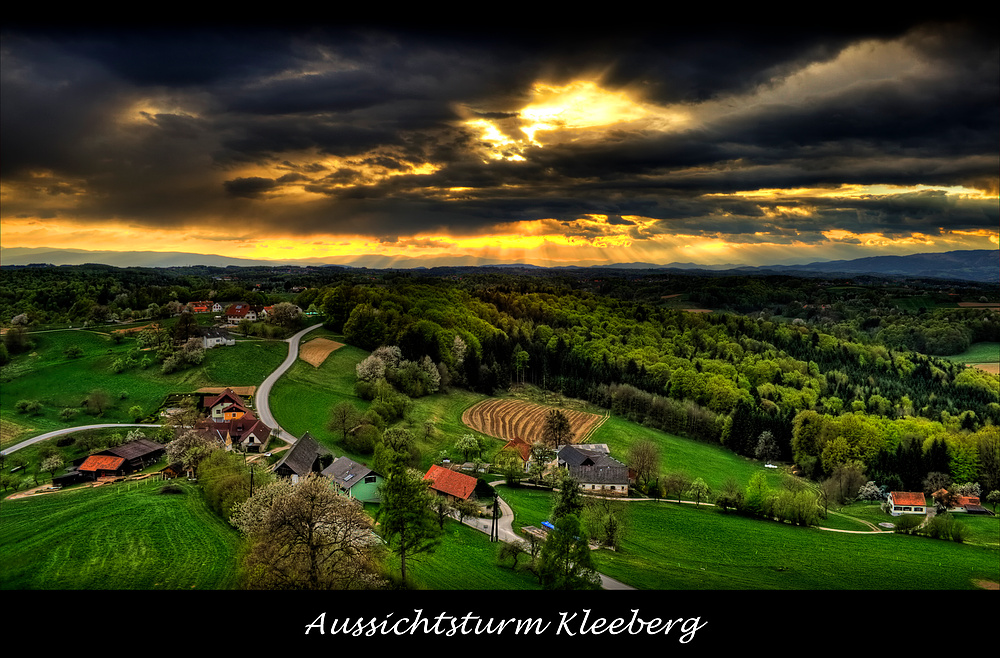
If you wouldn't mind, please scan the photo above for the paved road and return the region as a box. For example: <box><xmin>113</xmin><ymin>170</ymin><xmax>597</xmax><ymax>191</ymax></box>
<box><xmin>1</xmin><ymin>424</ymin><xmax>163</xmax><ymax>456</ymax></box>
<box><xmin>254</xmin><ymin>323</ymin><xmax>323</xmax><ymax>444</ymax></box>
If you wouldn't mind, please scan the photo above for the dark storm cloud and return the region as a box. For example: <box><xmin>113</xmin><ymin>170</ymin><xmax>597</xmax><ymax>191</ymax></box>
<box><xmin>1</xmin><ymin>20</ymin><xmax>997</xmax><ymax>243</ymax></box>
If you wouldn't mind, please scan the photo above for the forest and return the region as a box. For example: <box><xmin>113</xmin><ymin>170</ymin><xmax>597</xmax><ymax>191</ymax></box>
<box><xmin>2</xmin><ymin>263</ymin><xmax>998</xmax><ymax>498</ymax></box>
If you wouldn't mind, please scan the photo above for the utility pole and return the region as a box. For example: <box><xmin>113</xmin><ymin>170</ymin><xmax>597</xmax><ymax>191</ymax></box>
<box><xmin>491</xmin><ymin>493</ymin><xmax>499</xmax><ymax>542</ymax></box>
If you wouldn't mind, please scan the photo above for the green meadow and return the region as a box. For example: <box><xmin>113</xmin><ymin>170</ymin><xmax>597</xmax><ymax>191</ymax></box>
<box><xmin>942</xmin><ymin>342</ymin><xmax>1000</xmax><ymax>367</ymax></box>
<box><xmin>495</xmin><ymin>486</ymin><xmax>1000</xmax><ymax>590</ymax></box>
<box><xmin>0</xmin><ymin>329</ymin><xmax>288</xmax><ymax>442</ymax></box>
<box><xmin>268</xmin><ymin>337</ymin><xmax>490</xmax><ymax>468</ymax></box>
<box><xmin>0</xmin><ymin>479</ymin><xmax>241</xmax><ymax>589</ymax></box>
<box><xmin>4</xmin><ymin>325</ymin><xmax>996</xmax><ymax>591</ymax></box>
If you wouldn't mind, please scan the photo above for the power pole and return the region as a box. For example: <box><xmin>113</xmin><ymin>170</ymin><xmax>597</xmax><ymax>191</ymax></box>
<box><xmin>491</xmin><ymin>493</ymin><xmax>499</xmax><ymax>542</ymax></box>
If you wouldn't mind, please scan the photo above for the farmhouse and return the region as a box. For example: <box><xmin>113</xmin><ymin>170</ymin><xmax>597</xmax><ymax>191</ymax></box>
<box><xmin>323</xmin><ymin>456</ymin><xmax>382</xmax><ymax>503</ymax></box>
<box><xmin>932</xmin><ymin>489</ymin><xmax>991</xmax><ymax>515</ymax></box>
<box><xmin>274</xmin><ymin>432</ymin><xmax>324</xmax><ymax>481</ymax></box>
<box><xmin>201</xmin><ymin>327</ymin><xmax>235</xmax><ymax>349</ymax></box>
<box><xmin>496</xmin><ymin>436</ymin><xmax>533</xmax><ymax>471</ymax></box>
<box><xmin>198</xmin><ymin>388</ymin><xmax>272</xmax><ymax>452</ymax></box>
<box><xmin>224</xmin><ymin>303</ymin><xmax>261</xmax><ymax>323</ymax></box>
<box><xmin>887</xmin><ymin>491</ymin><xmax>928</xmax><ymax>515</ymax></box>
<box><xmin>204</xmin><ymin>388</ymin><xmax>250</xmax><ymax>421</ymax></box>
<box><xmin>423</xmin><ymin>464</ymin><xmax>478</xmax><ymax>503</ymax></box>
<box><xmin>187</xmin><ymin>300</ymin><xmax>214</xmax><ymax>313</ymax></box>
<box><xmin>557</xmin><ymin>444</ymin><xmax>629</xmax><ymax>496</ymax></box>
<box><xmin>76</xmin><ymin>438</ymin><xmax>166</xmax><ymax>480</ymax></box>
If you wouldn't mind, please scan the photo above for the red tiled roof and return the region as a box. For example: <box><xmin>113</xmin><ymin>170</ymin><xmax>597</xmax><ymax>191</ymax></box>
<box><xmin>79</xmin><ymin>455</ymin><xmax>126</xmax><ymax>472</ymax></box>
<box><xmin>500</xmin><ymin>437</ymin><xmax>532</xmax><ymax>462</ymax></box>
<box><xmin>890</xmin><ymin>492</ymin><xmax>926</xmax><ymax>506</ymax></box>
<box><xmin>423</xmin><ymin>464</ymin><xmax>477</xmax><ymax>500</ymax></box>
<box><xmin>956</xmin><ymin>496</ymin><xmax>980</xmax><ymax>507</ymax></box>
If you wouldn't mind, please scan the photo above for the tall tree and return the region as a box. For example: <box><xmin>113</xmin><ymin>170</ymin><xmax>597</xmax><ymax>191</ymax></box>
<box><xmin>627</xmin><ymin>439</ymin><xmax>660</xmax><ymax>489</ymax></box>
<box><xmin>541</xmin><ymin>409</ymin><xmax>573</xmax><ymax>447</ymax></box>
<box><xmin>376</xmin><ymin>462</ymin><xmax>442</xmax><ymax>586</ymax></box>
<box><xmin>552</xmin><ymin>471</ymin><xmax>584</xmax><ymax>521</ymax></box>
<box><xmin>329</xmin><ymin>401</ymin><xmax>361</xmax><ymax>443</ymax></box>
<box><xmin>537</xmin><ymin>514</ymin><xmax>602</xmax><ymax>590</ymax></box>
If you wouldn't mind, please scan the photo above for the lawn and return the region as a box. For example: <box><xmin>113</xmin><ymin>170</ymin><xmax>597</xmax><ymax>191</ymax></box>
<box><xmin>496</xmin><ymin>487</ymin><xmax>999</xmax><ymax>589</ymax></box>
<box><xmin>942</xmin><ymin>342</ymin><xmax>1000</xmax><ymax>367</ymax></box>
<box><xmin>0</xmin><ymin>478</ymin><xmax>242</xmax><ymax>589</ymax></box>
<box><xmin>0</xmin><ymin>330</ymin><xmax>288</xmax><ymax>437</ymax></box>
<box><xmin>268</xmin><ymin>341</ymin><xmax>489</xmax><ymax>468</ymax></box>
<box><xmin>590</xmin><ymin>414</ymin><xmax>787</xmax><ymax>492</ymax></box>
<box><xmin>387</xmin><ymin>516</ymin><xmax>542</xmax><ymax>590</ymax></box>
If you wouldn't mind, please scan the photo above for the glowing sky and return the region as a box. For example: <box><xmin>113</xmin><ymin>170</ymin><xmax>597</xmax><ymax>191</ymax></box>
<box><xmin>1</xmin><ymin>21</ymin><xmax>997</xmax><ymax>268</ymax></box>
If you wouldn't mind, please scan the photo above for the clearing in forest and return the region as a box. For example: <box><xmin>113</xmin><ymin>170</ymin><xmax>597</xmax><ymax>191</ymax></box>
<box><xmin>299</xmin><ymin>338</ymin><xmax>344</xmax><ymax>368</ymax></box>
<box><xmin>462</xmin><ymin>398</ymin><xmax>606</xmax><ymax>445</ymax></box>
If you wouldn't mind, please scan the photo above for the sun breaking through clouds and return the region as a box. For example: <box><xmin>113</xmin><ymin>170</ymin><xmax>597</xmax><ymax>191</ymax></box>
<box><xmin>1</xmin><ymin>20</ymin><xmax>997</xmax><ymax>267</ymax></box>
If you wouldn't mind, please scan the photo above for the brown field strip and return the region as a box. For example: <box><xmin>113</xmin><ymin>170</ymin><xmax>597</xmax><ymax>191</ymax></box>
<box><xmin>972</xmin><ymin>362</ymin><xmax>999</xmax><ymax>374</ymax></box>
<box><xmin>196</xmin><ymin>386</ymin><xmax>257</xmax><ymax>397</ymax></box>
<box><xmin>299</xmin><ymin>337</ymin><xmax>344</xmax><ymax>367</ymax></box>
<box><xmin>1</xmin><ymin>418</ymin><xmax>33</xmax><ymax>450</ymax></box>
<box><xmin>462</xmin><ymin>398</ymin><xmax>606</xmax><ymax>445</ymax></box>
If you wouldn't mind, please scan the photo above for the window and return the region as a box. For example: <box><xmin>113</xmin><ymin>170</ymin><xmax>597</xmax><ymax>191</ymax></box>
<box><xmin>365</xmin><ymin>475</ymin><xmax>376</xmax><ymax>484</ymax></box>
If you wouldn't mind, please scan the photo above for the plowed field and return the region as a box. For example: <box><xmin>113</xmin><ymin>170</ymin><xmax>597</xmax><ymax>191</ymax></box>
<box><xmin>299</xmin><ymin>337</ymin><xmax>344</xmax><ymax>367</ymax></box>
<box><xmin>462</xmin><ymin>398</ymin><xmax>606</xmax><ymax>444</ymax></box>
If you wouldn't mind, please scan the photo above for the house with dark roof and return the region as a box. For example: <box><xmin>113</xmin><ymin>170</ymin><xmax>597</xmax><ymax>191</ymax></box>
<box><xmin>322</xmin><ymin>456</ymin><xmax>382</xmax><ymax>503</ymax></box>
<box><xmin>274</xmin><ymin>432</ymin><xmax>324</xmax><ymax>481</ymax></box>
<box><xmin>423</xmin><ymin>464</ymin><xmax>478</xmax><ymax>502</ymax></box>
<box><xmin>557</xmin><ymin>444</ymin><xmax>629</xmax><ymax>497</ymax></box>
<box><xmin>887</xmin><ymin>491</ymin><xmax>928</xmax><ymax>515</ymax></box>
<box><xmin>201</xmin><ymin>327</ymin><xmax>235</xmax><ymax>349</ymax></box>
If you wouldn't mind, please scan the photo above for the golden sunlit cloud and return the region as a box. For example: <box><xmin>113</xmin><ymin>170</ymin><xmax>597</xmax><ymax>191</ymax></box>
<box><xmin>464</xmin><ymin>78</ymin><xmax>690</xmax><ymax>162</ymax></box>
<box><xmin>708</xmin><ymin>183</ymin><xmax>996</xmax><ymax>201</ymax></box>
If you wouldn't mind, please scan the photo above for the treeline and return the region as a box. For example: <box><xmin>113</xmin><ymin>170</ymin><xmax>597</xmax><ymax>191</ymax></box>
<box><xmin>0</xmin><ymin>264</ymin><xmax>345</xmax><ymax>326</ymax></box>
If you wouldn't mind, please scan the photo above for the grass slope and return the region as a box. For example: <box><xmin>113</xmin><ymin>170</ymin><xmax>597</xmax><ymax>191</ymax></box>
<box><xmin>0</xmin><ymin>479</ymin><xmax>241</xmax><ymax>589</ymax></box>
<box><xmin>497</xmin><ymin>487</ymin><xmax>999</xmax><ymax>590</ymax></box>
<box><xmin>0</xmin><ymin>330</ymin><xmax>287</xmax><ymax>436</ymax></box>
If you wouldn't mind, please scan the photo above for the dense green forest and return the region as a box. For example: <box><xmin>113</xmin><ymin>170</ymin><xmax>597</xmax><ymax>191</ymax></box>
<box><xmin>3</xmin><ymin>264</ymin><xmax>998</xmax><ymax>497</ymax></box>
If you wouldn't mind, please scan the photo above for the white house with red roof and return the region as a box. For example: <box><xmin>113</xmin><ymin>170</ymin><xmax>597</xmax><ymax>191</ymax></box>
<box><xmin>887</xmin><ymin>491</ymin><xmax>928</xmax><ymax>516</ymax></box>
<box><xmin>224</xmin><ymin>303</ymin><xmax>260</xmax><ymax>324</ymax></box>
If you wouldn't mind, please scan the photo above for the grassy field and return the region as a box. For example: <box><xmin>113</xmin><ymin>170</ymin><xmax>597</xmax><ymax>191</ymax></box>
<box><xmin>496</xmin><ymin>486</ymin><xmax>999</xmax><ymax>589</ymax></box>
<box><xmin>0</xmin><ymin>478</ymin><xmax>242</xmax><ymax>589</ymax></box>
<box><xmin>0</xmin><ymin>329</ymin><xmax>289</xmax><ymax>441</ymax></box>
<box><xmin>268</xmin><ymin>340</ymin><xmax>490</xmax><ymax>468</ymax></box>
<box><xmin>388</xmin><ymin>516</ymin><xmax>542</xmax><ymax>590</ymax></box>
<box><xmin>942</xmin><ymin>342</ymin><xmax>1000</xmax><ymax>368</ymax></box>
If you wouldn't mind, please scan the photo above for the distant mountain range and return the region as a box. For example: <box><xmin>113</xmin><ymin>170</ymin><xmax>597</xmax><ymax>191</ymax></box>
<box><xmin>1</xmin><ymin>247</ymin><xmax>997</xmax><ymax>282</ymax></box>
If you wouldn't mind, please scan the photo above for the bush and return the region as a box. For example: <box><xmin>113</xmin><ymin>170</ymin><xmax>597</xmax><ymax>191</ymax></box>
<box><xmin>159</xmin><ymin>484</ymin><xmax>185</xmax><ymax>494</ymax></box>
<box><xmin>893</xmin><ymin>514</ymin><xmax>923</xmax><ymax>534</ymax></box>
<box><xmin>15</xmin><ymin>399</ymin><xmax>42</xmax><ymax>415</ymax></box>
